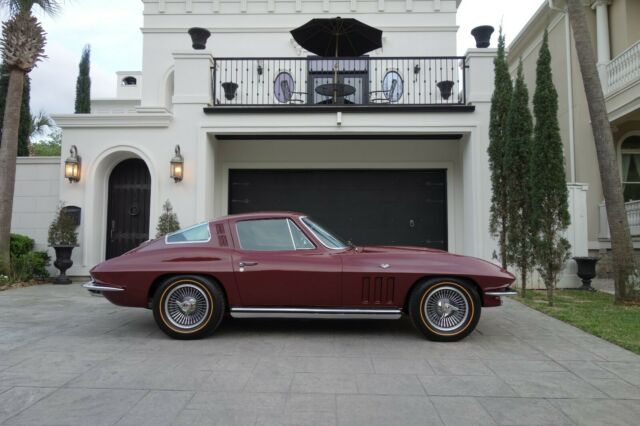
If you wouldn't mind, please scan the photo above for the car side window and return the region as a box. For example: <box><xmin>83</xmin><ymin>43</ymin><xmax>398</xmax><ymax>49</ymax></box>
<box><xmin>287</xmin><ymin>219</ymin><xmax>315</xmax><ymax>250</ymax></box>
<box><xmin>236</xmin><ymin>219</ymin><xmax>296</xmax><ymax>251</ymax></box>
<box><xmin>166</xmin><ymin>223</ymin><xmax>211</xmax><ymax>244</ymax></box>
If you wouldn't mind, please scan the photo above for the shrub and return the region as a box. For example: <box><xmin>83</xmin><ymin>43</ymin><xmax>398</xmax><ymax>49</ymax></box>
<box><xmin>11</xmin><ymin>251</ymin><xmax>50</xmax><ymax>281</ymax></box>
<box><xmin>156</xmin><ymin>200</ymin><xmax>180</xmax><ymax>238</ymax></box>
<box><xmin>48</xmin><ymin>205</ymin><xmax>79</xmax><ymax>246</ymax></box>
<box><xmin>10</xmin><ymin>234</ymin><xmax>34</xmax><ymax>257</ymax></box>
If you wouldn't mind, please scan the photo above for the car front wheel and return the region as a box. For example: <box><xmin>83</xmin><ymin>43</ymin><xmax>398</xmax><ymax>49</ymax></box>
<box><xmin>152</xmin><ymin>275</ymin><xmax>225</xmax><ymax>340</ymax></box>
<box><xmin>408</xmin><ymin>277</ymin><xmax>480</xmax><ymax>342</ymax></box>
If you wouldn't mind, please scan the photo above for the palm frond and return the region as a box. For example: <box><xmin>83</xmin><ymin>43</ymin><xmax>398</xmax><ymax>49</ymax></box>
<box><xmin>30</xmin><ymin>110</ymin><xmax>53</xmax><ymax>139</ymax></box>
<box><xmin>0</xmin><ymin>0</ymin><xmax>62</xmax><ymax>16</ymax></box>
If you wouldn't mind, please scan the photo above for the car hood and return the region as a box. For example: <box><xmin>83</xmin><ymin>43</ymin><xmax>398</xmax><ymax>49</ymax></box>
<box><xmin>351</xmin><ymin>245</ymin><xmax>514</xmax><ymax>285</ymax></box>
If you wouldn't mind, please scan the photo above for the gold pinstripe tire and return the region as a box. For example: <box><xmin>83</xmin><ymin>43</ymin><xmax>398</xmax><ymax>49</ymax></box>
<box><xmin>152</xmin><ymin>275</ymin><xmax>225</xmax><ymax>340</ymax></box>
<box><xmin>408</xmin><ymin>277</ymin><xmax>481</xmax><ymax>342</ymax></box>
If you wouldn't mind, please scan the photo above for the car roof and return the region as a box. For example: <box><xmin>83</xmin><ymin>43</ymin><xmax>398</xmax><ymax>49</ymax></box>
<box><xmin>213</xmin><ymin>211</ymin><xmax>306</xmax><ymax>222</ymax></box>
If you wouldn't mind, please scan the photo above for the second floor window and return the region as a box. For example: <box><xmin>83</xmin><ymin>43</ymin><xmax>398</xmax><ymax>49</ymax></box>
<box><xmin>621</xmin><ymin>136</ymin><xmax>640</xmax><ymax>201</ymax></box>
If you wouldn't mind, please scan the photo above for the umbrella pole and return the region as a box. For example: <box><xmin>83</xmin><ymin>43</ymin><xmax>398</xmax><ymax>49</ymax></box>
<box><xmin>333</xmin><ymin>32</ymin><xmax>339</xmax><ymax>103</ymax></box>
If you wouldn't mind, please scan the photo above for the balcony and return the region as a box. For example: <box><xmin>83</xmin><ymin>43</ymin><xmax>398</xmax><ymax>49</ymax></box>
<box><xmin>605</xmin><ymin>40</ymin><xmax>640</xmax><ymax>96</ymax></box>
<box><xmin>206</xmin><ymin>56</ymin><xmax>472</xmax><ymax>113</ymax></box>
<box><xmin>598</xmin><ymin>199</ymin><xmax>640</xmax><ymax>240</ymax></box>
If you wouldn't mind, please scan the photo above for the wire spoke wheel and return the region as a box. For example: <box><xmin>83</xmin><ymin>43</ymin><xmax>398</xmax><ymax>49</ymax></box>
<box><xmin>423</xmin><ymin>285</ymin><xmax>469</xmax><ymax>332</ymax></box>
<box><xmin>164</xmin><ymin>283</ymin><xmax>210</xmax><ymax>330</ymax></box>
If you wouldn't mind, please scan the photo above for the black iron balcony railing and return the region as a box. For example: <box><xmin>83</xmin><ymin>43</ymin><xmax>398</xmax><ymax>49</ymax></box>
<box><xmin>211</xmin><ymin>56</ymin><xmax>467</xmax><ymax>108</ymax></box>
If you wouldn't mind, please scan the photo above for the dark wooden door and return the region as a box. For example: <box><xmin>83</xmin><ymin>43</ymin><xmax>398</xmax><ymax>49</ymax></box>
<box><xmin>229</xmin><ymin>169</ymin><xmax>447</xmax><ymax>250</ymax></box>
<box><xmin>106</xmin><ymin>159</ymin><xmax>151</xmax><ymax>259</ymax></box>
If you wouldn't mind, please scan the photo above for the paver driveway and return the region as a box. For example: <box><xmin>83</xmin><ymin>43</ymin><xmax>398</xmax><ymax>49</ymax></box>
<box><xmin>0</xmin><ymin>284</ymin><xmax>639</xmax><ymax>426</ymax></box>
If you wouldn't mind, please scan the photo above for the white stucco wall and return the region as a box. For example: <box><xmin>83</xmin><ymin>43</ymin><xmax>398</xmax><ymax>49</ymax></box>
<box><xmin>11</xmin><ymin>157</ymin><xmax>62</xmax><ymax>274</ymax></box>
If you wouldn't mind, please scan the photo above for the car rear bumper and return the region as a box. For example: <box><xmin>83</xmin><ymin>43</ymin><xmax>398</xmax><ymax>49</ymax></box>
<box><xmin>485</xmin><ymin>287</ymin><xmax>518</xmax><ymax>297</ymax></box>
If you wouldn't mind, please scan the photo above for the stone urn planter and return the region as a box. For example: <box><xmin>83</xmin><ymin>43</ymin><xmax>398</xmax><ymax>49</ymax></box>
<box><xmin>573</xmin><ymin>256</ymin><xmax>599</xmax><ymax>291</ymax></box>
<box><xmin>188</xmin><ymin>27</ymin><xmax>211</xmax><ymax>50</ymax></box>
<box><xmin>471</xmin><ymin>25</ymin><xmax>495</xmax><ymax>48</ymax></box>
<box><xmin>436</xmin><ymin>80</ymin><xmax>455</xmax><ymax>100</ymax></box>
<box><xmin>52</xmin><ymin>245</ymin><xmax>75</xmax><ymax>285</ymax></box>
<box><xmin>48</xmin><ymin>205</ymin><xmax>79</xmax><ymax>285</ymax></box>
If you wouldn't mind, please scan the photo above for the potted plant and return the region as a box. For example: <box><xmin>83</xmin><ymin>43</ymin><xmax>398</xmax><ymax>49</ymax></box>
<box><xmin>156</xmin><ymin>200</ymin><xmax>181</xmax><ymax>238</ymax></box>
<box><xmin>48</xmin><ymin>206</ymin><xmax>79</xmax><ymax>285</ymax></box>
<box><xmin>471</xmin><ymin>25</ymin><xmax>495</xmax><ymax>48</ymax></box>
<box><xmin>436</xmin><ymin>80</ymin><xmax>455</xmax><ymax>100</ymax></box>
<box><xmin>188</xmin><ymin>27</ymin><xmax>211</xmax><ymax>50</ymax></box>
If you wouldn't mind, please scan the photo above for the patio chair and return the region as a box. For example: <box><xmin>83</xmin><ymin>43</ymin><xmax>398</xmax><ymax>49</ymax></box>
<box><xmin>369</xmin><ymin>78</ymin><xmax>398</xmax><ymax>104</ymax></box>
<box><xmin>280</xmin><ymin>79</ymin><xmax>306</xmax><ymax>104</ymax></box>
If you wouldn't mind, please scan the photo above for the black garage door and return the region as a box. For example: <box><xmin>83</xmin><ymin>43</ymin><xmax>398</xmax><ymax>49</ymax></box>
<box><xmin>229</xmin><ymin>169</ymin><xmax>447</xmax><ymax>250</ymax></box>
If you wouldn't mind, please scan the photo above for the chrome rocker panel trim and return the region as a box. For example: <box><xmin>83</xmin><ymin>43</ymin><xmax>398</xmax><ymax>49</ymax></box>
<box><xmin>485</xmin><ymin>288</ymin><xmax>518</xmax><ymax>297</ymax></box>
<box><xmin>82</xmin><ymin>281</ymin><xmax>125</xmax><ymax>295</ymax></box>
<box><xmin>230</xmin><ymin>307</ymin><xmax>402</xmax><ymax>320</ymax></box>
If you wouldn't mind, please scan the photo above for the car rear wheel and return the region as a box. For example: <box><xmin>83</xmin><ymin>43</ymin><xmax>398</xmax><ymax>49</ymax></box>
<box><xmin>152</xmin><ymin>275</ymin><xmax>225</xmax><ymax>340</ymax></box>
<box><xmin>408</xmin><ymin>277</ymin><xmax>480</xmax><ymax>342</ymax></box>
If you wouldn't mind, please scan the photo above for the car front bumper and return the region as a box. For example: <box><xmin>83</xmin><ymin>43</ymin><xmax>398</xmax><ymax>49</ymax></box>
<box><xmin>82</xmin><ymin>280</ymin><xmax>124</xmax><ymax>296</ymax></box>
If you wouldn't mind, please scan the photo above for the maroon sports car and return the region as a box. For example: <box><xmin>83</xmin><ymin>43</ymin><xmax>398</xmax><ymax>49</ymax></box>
<box><xmin>84</xmin><ymin>212</ymin><xmax>516</xmax><ymax>341</ymax></box>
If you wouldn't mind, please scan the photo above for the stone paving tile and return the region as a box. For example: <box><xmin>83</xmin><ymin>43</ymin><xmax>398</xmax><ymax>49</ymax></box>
<box><xmin>291</xmin><ymin>373</ymin><xmax>358</xmax><ymax>394</ymax></box>
<box><xmin>355</xmin><ymin>373</ymin><xmax>425</xmax><ymax>395</ymax></box>
<box><xmin>430</xmin><ymin>396</ymin><xmax>497</xmax><ymax>425</ymax></box>
<box><xmin>597</xmin><ymin>361</ymin><xmax>640</xmax><ymax>386</ymax></box>
<box><xmin>371</xmin><ymin>357</ymin><xmax>434</xmax><ymax>375</ymax></box>
<box><xmin>256</xmin><ymin>355</ymin><xmax>373</xmax><ymax>374</ymax></box>
<box><xmin>496</xmin><ymin>371</ymin><xmax>607</xmax><ymax>398</ymax></box>
<box><xmin>0</xmin><ymin>387</ymin><xmax>57</xmax><ymax>424</ymax></box>
<box><xmin>115</xmin><ymin>390</ymin><xmax>194</xmax><ymax>426</ymax></box>
<box><xmin>549</xmin><ymin>398</ymin><xmax>640</xmax><ymax>426</ymax></box>
<box><xmin>186</xmin><ymin>391</ymin><xmax>287</xmax><ymax>414</ymax></box>
<box><xmin>483</xmin><ymin>359</ymin><xmax>566</xmax><ymax>374</ymax></box>
<box><xmin>418</xmin><ymin>375</ymin><xmax>517</xmax><ymax>397</ymax></box>
<box><xmin>242</xmin><ymin>370</ymin><xmax>294</xmax><ymax>393</ymax></box>
<box><xmin>336</xmin><ymin>395</ymin><xmax>443</xmax><ymax>426</ymax></box>
<box><xmin>285</xmin><ymin>393</ymin><xmax>336</xmax><ymax>412</ymax></box>
<box><xmin>477</xmin><ymin>397</ymin><xmax>574</xmax><ymax>425</ymax></box>
<box><xmin>556</xmin><ymin>360</ymin><xmax>620</xmax><ymax>380</ymax></box>
<box><xmin>428</xmin><ymin>358</ymin><xmax>494</xmax><ymax>376</ymax></box>
<box><xmin>200</xmin><ymin>370</ymin><xmax>252</xmax><ymax>392</ymax></box>
<box><xmin>584</xmin><ymin>377</ymin><xmax>640</xmax><ymax>399</ymax></box>
<box><xmin>3</xmin><ymin>388</ymin><xmax>147</xmax><ymax>426</ymax></box>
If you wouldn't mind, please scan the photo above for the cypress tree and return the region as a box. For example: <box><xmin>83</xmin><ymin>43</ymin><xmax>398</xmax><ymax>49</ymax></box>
<box><xmin>74</xmin><ymin>45</ymin><xmax>91</xmax><ymax>114</ymax></box>
<box><xmin>488</xmin><ymin>28</ymin><xmax>512</xmax><ymax>268</ymax></box>
<box><xmin>530</xmin><ymin>30</ymin><xmax>570</xmax><ymax>307</ymax></box>
<box><xmin>0</xmin><ymin>63</ymin><xmax>31</xmax><ymax>156</ymax></box>
<box><xmin>504</xmin><ymin>61</ymin><xmax>534</xmax><ymax>296</ymax></box>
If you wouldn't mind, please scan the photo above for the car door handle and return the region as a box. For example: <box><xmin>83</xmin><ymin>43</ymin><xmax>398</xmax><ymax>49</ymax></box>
<box><xmin>239</xmin><ymin>261</ymin><xmax>258</xmax><ymax>267</ymax></box>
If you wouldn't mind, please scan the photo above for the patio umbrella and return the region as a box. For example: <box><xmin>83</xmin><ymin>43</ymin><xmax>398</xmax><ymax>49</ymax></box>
<box><xmin>290</xmin><ymin>17</ymin><xmax>383</xmax><ymax>57</ymax></box>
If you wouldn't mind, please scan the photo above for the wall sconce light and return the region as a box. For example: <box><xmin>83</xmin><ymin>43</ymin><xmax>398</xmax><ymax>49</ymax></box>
<box><xmin>170</xmin><ymin>145</ymin><xmax>184</xmax><ymax>182</ymax></box>
<box><xmin>64</xmin><ymin>145</ymin><xmax>81</xmax><ymax>183</ymax></box>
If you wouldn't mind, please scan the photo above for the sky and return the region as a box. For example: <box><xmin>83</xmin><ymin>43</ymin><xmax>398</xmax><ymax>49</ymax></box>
<box><xmin>18</xmin><ymin>0</ymin><xmax>544</xmax><ymax>115</ymax></box>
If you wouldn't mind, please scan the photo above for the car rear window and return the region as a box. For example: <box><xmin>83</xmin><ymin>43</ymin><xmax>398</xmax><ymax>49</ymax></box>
<box><xmin>166</xmin><ymin>223</ymin><xmax>211</xmax><ymax>244</ymax></box>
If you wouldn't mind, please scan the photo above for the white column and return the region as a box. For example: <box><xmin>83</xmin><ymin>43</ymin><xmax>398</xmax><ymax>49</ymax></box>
<box><xmin>172</xmin><ymin>52</ymin><xmax>214</xmax><ymax>105</ymax></box>
<box><xmin>462</xmin><ymin>48</ymin><xmax>498</xmax><ymax>260</ymax></box>
<box><xmin>593</xmin><ymin>0</ymin><xmax>612</xmax><ymax>83</ymax></box>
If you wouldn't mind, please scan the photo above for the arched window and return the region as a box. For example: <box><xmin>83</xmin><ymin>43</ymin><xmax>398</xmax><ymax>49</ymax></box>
<box><xmin>621</xmin><ymin>136</ymin><xmax>640</xmax><ymax>201</ymax></box>
<box><xmin>122</xmin><ymin>76</ymin><xmax>137</xmax><ymax>86</ymax></box>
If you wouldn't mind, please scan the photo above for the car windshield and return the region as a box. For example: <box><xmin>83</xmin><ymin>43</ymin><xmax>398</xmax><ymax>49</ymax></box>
<box><xmin>301</xmin><ymin>217</ymin><xmax>348</xmax><ymax>250</ymax></box>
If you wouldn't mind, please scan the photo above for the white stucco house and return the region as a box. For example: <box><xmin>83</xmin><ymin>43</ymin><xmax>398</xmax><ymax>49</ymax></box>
<box><xmin>11</xmin><ymin>0</ymin><xmax>588</xmax><ymax>285</ymax></box>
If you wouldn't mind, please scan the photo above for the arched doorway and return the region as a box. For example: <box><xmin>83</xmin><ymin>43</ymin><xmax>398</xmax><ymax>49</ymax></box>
<box><xmin>106</xmin><ymin>158</ymin><xmax>151</xmax><ymax>259</ymax></box>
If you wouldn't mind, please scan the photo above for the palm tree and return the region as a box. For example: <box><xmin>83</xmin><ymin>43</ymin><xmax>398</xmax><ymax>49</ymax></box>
<box><xmin>0</xmin><ymin>0</ymin><xmax>60</xmax><ymax>275</ymax></box>
<box><xmin>30</xmin><ymin>110</ymin><xmax>53</xmax><ymax>140</ymax></box>
<box><xmin>565</xmin><ymin>0</ymin><xmax>637</xmax><ymax>303</ymax></box>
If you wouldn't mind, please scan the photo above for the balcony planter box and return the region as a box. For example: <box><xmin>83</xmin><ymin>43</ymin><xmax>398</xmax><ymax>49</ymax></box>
<box><xmin>573</xmin><ymin>256</ymin><xmax>599</xmax><ymax>291</ymax></box>
<box><xmin>471</xmin><ymin>25</ymin><xmax>494</xmax><ymax>48</ymax></box>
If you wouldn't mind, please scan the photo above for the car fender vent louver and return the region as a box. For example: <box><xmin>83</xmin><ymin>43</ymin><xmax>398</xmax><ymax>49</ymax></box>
<box><xmin>361</xmin><ymin>276</ymin><xmax>395</xmax><ymax>305</ymax></box>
